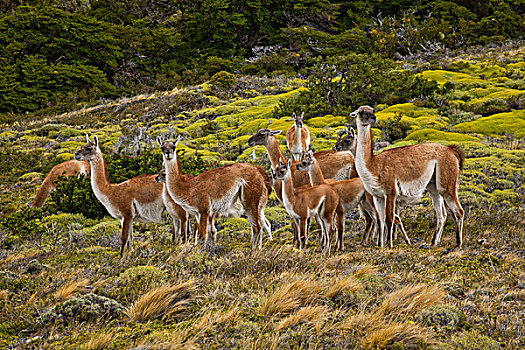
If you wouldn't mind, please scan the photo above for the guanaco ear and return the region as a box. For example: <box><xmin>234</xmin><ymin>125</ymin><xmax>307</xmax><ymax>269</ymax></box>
<box><xmin>350</xmin><ymin>110</ymin><xmax>358</xmax><ymax>118</ymax></box>
<box><xmin>287</xmin><ymin>159</ymin><xmax>292</xmax><ymax>169</ymax></box>
<box><xmin>86</xmin><ymin>134</ymin><xmax>91</xmax><ymax>143</ymax></box>
<box><xmin>300</xmin><ymin>112</ymin><xmax>304</xmax><ymax>120</ymax></box>
<box><xmin>308</xmin><ymin>150</ymin><xmax>313</xmax><ymax>160</ymax></box>
<box><xmin>349</xmin><ymin>127</ymin><xmax>355</xmax><ymax>137</ymax></box>
<box><xmin>292</xmin><ymin>112</ymin><xmax>297</xmax><ymax>120</ymax></box>
<box><xmin>269</xmin><ymin>168</ymin><xmax>275</xmax><ymax>179</ymax></box>
<box><xmin>270</xmin><ymin>129</ymin><xmax>282</xmax><ymax>136</ymax></box>
<box><xmin>174</xmin><ymin>135</ymin><xmax>182</xmax><ymax>147</ymax></box>
<box><xmin>157</xmin><ymin>136</ymin><xmax>163</xmax><ymax>146</ymax></box>
<box><xmin>93</xmin><ymin>135</ymin><xmax>99</xmax><ymax>147</ymax></box>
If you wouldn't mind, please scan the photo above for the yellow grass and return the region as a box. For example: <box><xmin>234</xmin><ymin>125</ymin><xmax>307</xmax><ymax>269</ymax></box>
<box><xmin>377</xmin><ymin>284</ymin><xmax>445</xmax><ymax>320</ymax></box>
<box><xmin>325</xmin><ymin>277</ymin><xmax>362</xmax><ymax>299</ymax></box>
<box><xmin>193</xmin><ymin>306</ymin><xmax>239</xmax><ymax>333</ymax></box>
<box><xmin>258</xmin><ymin>280</ymin><xmax>321</xmax><ymax>317</ymax></box>
<box><xmin>54</xmin><ymin>278</ymin><xmax>90</xmax><ymax>301</ymax></box>
<box><xmin>351</xmin><ymin>264</ymin><xmax>378</xmax><ymax>278</ymax></box>
<box><xmin>125</xmin><ymin>279</ymin><xmax>197</xmax><ymax>322</ymax></box>
<box><xmin>364</xmin><ymin>321</ymin><xmax>432</xmax><ymax>349</ymax></box>
<box><xmin>276</xmin><ymin>306</ymin><xmax>328</xmax><ymax>330</ymax></box>
<box><xmin>84</xmin><ymin>331</ymin><xmax>114</xmax><ymax>350</ymax></box>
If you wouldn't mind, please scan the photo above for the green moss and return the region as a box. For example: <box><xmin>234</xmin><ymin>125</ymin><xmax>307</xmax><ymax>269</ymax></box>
<box><xmin>442</xmin><ymin>330</ymin><xmax>502</xmax><ymax>350</ymax></box>
<box><xmin>420</xmin><ymin>70</ymin><xmax>484</xmax><ymax>85</ymax></box>
<box><xmin>376</xmin><ymin>103</ymin><xmax>446</xmax><ymax>129</ymax></box>
<box><xmin>307</xmin><ymin>115</ymin><xmax>346</xmax><ymax>128</ymax></box>
<box><xmin>454</xmin><ymin>109</ymin><xmax>525</xmax><ymax>137</ymax></box>
<box><xmin>19</xmin><ymin>172</ymin><xmax>43</xmax><ymax>181</ymax></box>
<box><xmin>405</xmin><ymin>129</ymin><xmax>481</xmax><ymax>142</ymax></box>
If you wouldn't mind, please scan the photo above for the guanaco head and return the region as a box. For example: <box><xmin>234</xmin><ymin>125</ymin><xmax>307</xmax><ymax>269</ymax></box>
<box><xmin>75</xmin><ymin>135</ymin><xmax>99</xmax><ymax>161</ymax></box>
<box><xmin>295</xmin><ymin>151</ymin><xmax>314</xmax><ymax>172</ymax></box>
<box><xmin>334</xmin><ymin>125</ymin><xmax>356</xmax><ymax>152</ymax></box>
<box><xmin>292</xmin><ymin>112</ymin><xmax>305</xmax><ymax>128</ymax></box>
<box><xmin>155</xmin><ymin>166</ymin><xmax>166</xmax><ymax>183</ymax></box>
<box><xmin>273</xmin><ymin>159</ymin><xmax>292</xmax><ymax>181</ymax></box>
<box><xmin>248</xmin><ymin>128</ymin><xmax>282</xmax><ymax>147</ymax></box>
<box><xmin>160</xmin><ymin>136</ymin><xmax>181</xmax><ymax>161</ymax></box>
<box><xmin>351</xmin><ymin>106</ymin><xmax>376</xmax><ymax>126</ymax></box>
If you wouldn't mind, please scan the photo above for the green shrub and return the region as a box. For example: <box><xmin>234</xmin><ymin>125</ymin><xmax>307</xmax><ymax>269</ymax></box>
<box><xmin>415</xmin><ymin>304</ymin><xmax>466</xmax><ymax>332</ymax></box>
<box><xmin>210</xmin><ymin>71</ymin><xmax>237</xmax><ymax>89</ymax></box>
<box><xmin>41</xmin><ymin>293</ymin><xmax>123</xmax><ymax>323</ymax></box>
<box><xmin>377</xmin><ymin>113</ymin><xmax>412</xmax><ymax>143</ymax></box>
<box><xmin>0</xmin><ymin>207</ymin><xmax>44</xmax><ymax>249</ymax></box>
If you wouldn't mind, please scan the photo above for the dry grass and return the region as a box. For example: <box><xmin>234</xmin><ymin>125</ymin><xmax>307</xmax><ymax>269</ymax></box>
<box><xmin>54</xmin><ymin>278</ymin><xmax>90</xmax><ymax>301</ymax></box>
<box><xmin>258</xmin><ymin>280</ymin><xmax>321</xmax><ymax>317</ymax></box>
<box><xmin>364</xmin><ymin>321</ymin><xmax>432</xmax><ymax>349</ymax></box>
<box><xmin>124</xmin><ymin>279</ymin><xmax>197</xmax><ymax>322</ymax></box>
<box><xmin>276</xmin><ymin>305</ymin><xmax>328</xmax><ymax>330</ymax></box>
<box><xmin>83</xmin><ymin>331</ymin><xmax>114</xmax><ymax>350</ymax></box>
<box><xmin>193</xmin><ymin>306</ymin><xmax>239</xmax><ymax>333</ymax></box>
<box><xmin>342</xmin><ymin>312</ymin><xmax>389</xmax><ymax>334</ymax></box>
<box><xmin>377</xmin><ymin>284</ymin><xmax>444</xmax><ymax>320</ymax></box>
<box><xmin>325</xmin><ymin>277</ymin><xmax>362</xmax><ymax>299</ymax></box>
<box><xmin>351</xmin><ymin>264</ymin><xmax>377</xmax><ymax>278</ymax></box>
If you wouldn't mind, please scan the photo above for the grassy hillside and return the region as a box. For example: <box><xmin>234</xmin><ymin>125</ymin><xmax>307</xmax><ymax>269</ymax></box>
<box><xmin>0</xmin><ymin>48</ymin><xmax>524</xmax><ymax>349</ymax></box>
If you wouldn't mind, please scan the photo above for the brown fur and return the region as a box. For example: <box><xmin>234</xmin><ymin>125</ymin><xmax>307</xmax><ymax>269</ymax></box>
<box><xmin>286</xmin><ymin>112</ymin><xmax>311</xmax><ymax>160</ymax></box>
<box><xmin>162</xmin><ymin>139</ymin><xmax>270</xmax><ymax>249</ymax></box>
<box><xmin>75</xmin><ymin>137</ymin><xmax>187</xmax><ymax>258</ymax></box>
<box><xmin>274</xmin><ymin>159</ymin><xmax>339</xmax><ymax>253</ymax></box>
<box><xmin>353</xmin><ymin>106</ymin><xmax>464</xmax><ymax>248</ymax></box>
<box><xmin>31</xmin><ymin>160</ymin><xmax>90</xmax><ymax>208</ymax></box>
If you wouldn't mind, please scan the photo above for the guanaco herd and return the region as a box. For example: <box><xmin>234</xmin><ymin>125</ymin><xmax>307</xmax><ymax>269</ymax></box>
<box><xmin>31</xmin><ymin>106</ymin><xmax>465</xmax><ymax>258</ymax></box>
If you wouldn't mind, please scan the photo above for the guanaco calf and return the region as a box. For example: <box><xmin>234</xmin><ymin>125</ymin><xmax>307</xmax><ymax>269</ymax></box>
<box><xmin>273</xmin><ymin>159</ymin><xmax>339</xmax><ymax>253</ymax></box>
<box><xmin>74</xmin><ymin>135</ymin><xmax>187</xmax><ymax>258</ymax></box>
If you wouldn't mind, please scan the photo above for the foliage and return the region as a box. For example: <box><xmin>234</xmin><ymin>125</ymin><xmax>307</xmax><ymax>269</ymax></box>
<box><xmin>377</xmin><ymin>113</ymin><xmax>412</xmax><ymax>143</ymax></box>
<box><xmin>0</xmin><ymin>207</ymin><xmax>43</xmax><ymax>249</ymax></box>
<box><xmin>276</xmin><ymin>54</ymin><xmax>448</xmax><ymax>118</ymax></box>
<box><xmin>47</xmin><ymin>174</ymin><xmax>107</xmax><ymax>220</ymax></box>
<box><xmin>41</xmin><ymin>292</ymin><xmax>123</xmax><ymax>323</ymax></box>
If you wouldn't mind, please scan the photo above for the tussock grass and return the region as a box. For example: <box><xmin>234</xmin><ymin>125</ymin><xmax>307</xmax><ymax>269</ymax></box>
<box><xmin>325</xmin><ymin>277</ymin><xmax>362</xmax><ymax>299</ymax></box>
<box><xmin>351</xmin><ymin>264</ymin><xmax>378</xmax><ymax>278</ymax></box>
<box><xmin>377</xmin><ymin>284</ymin><xmax>444</xmax><ymax>319</ymax></box>
<box><xmin>54</xmin><ymin>278</ymin><xmax>90</xmax><ymax>301</ymax></box>
<box><xmin>342</xmin><ymin>312</ymin><xmax>389</xmax><ymax>333</ymax></box>
<box><xmin>193</xmin><ymin>306</ymin><xmax>239</xmax><ymax>333</ymax></box>
<box><xmin>364</xmin><ymin>321</ymin><xmax>432</xmax><ymax>349</ymax></box>
<box><xmin>276</xmin><ymin>305</ymin><xmax>328</xmax><ymax>330</ymax></box>
<box><xmin>83</xmin><ymin>331</ymin><xmax>114</xmax><ymax>350</ymax></box>
<box><xmin>124</xmin><ymin>279</ymin><xmax>197</xmax><ymax>322</ymax></box>
<box><xmin>258</xmin><ymin>280</ymin><xmax>321</xmax><ymax>317</ymax></box>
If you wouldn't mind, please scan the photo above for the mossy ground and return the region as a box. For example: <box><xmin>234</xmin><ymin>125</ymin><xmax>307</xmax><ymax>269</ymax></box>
<box><xmin>1</xmin><ymin>50</ymin><xmax>524</xmax><ymax>349</ymax></box>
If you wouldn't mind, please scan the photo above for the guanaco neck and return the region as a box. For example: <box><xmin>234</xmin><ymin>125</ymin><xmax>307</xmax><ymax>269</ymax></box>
<box><xmin>294</xmin><ymin>124</ymin><xmax>302</xmax><ymax>149</ymax></box>
<box><xmin>307</xmin><ymin>159</ymin><xmax>326</xmax><ymax>186</ymax></box>
<box><xmin>90</xmin><ymin>150</ymin><xmax>111</xmax><ymax>194</ymax></box>
<box><xmin>266</xmin><ymin>136</ymin><xmax>287</xmax><ymax>169</ymax></box>
<box><xmin>164</xmin><ymin>152</ymin><xmax>190</xmax><ymax>197</ymax></box>
<box><xmin>355</xmin><ymin>123</ymin><xmax>375</xmax><ymax>170</ymax></box>
<box><xmin>281</xmin><ymin>172</ymin><xmax>297</xmax><ymax>207</ymax></box>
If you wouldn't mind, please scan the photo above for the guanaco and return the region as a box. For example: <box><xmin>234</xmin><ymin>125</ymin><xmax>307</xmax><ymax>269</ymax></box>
<box><xmin>352</xmin><ymin>106</ymin><xmax>464</xmax><ymax>248</ymax></box>
<box><xmin>161</xmin><ymin>137</ymin><xmax>271</xmax><ymax>249</ymax></box>
<box><xmin>74</xmin><ymin>135</ymin><xmax>187</xmax><ymax>258</ymax></box>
